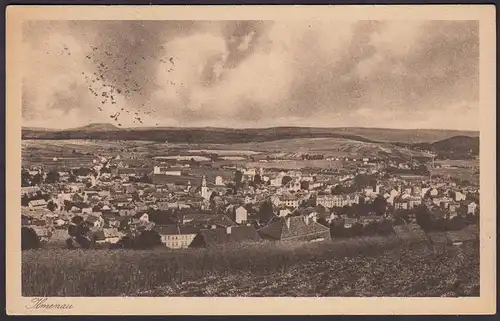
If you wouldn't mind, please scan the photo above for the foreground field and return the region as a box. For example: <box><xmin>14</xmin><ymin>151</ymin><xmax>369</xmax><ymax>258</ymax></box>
<box><xmin>141</xmin><ymin>242</ymin><xmax>479</xmax><ymax>297</ymax></box>
<box><xmin>22</xmin><ymin>236</ymin><xmax>479</xmax><ymax>297</ymax></box>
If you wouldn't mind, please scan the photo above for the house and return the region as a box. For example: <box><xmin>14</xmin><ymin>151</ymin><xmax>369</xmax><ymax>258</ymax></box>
<box><xmin>21</xmin><ymin>186</ymin><xmax>41</xmax><ymax>195</ymax></box>
<box><xmin>343</xmin><ymin>218</ymin><xmax>358</xmax><ymax>229</ymax></box>
<box><xmin>244</xmin><ymin>195</ymin><xmax>255</xmax><ymax>204</ymax></box>
<box><xmin>190</xmin><ymin>226</ymin><xmax>261</xmax><ymax>248</ymax></box>
<box><xmin>394</xmin><ymin>199</ymin><xmax>408</xmax><ymax>210</ymax></box>
<box><xmin>155</xmin><ymin>225</ymin><xmax>199</xmax><ymax>249</ymax></box>
<box><xmin>83</xmin><ymin>191</ymin><xmax>100</xmax><ymax>201</ymax></box>
<box><xmin>359</xmin><ymin>216</ymin><xmax>383</xmax><ymax>226</ymax></box>
<box><xmin>28</xmin><ymin>199</ymin><xmax>47</xmax><ymax>210</ymax></box>
<box><xmin>81</xmin><ymin>207</ymin><xmax>93</xmax><ymax>214</ymax></box>
<box><xmin>136</xmin><ymin>213</ymin><xmax>149</xmax><ymax>223</ymax></box>
<box><xmin>182</xmin><ymin>214</ymin><xmax>236</xmax><ymax>228</ymax></box>
<box><xmin>408</xmin><ymin>196</ymin><xmax>422</xmax><ymax>209</ymax></box>
<box><xmin>448</xmin><ymin>202</ymin><xmax>460</xmax><ymax>214</ymax></box>
<box><xmin>30</xmin><ymin>226</ymin><xmax>51</xmax><ymax>242</ymax></box>
<box><xmin>92</xmin><ymin>228</ymin><xmax>124</xmax><ymax>244</ymax></box>
<box><xmin>85</xmin><ymin>214</ymin><xmax>105</xmax><ymax>229</ymax></box>
<box><xmin>98</xmin><ymin>190</ymin><xmax>111</xmax><ymax>198</ymax></box>
<box><xmin>279</xmin><ymin>208</ymin><xmax>292</xmax><ymax>217</ymax></box>
<box><xmin>278</xmin><ymin>194</ymin><xmax>300</xmax><ymax>208</ymax></box>
<box><xmin>257</xmin><ymin>216</ymin><xmax>331</xmax><ymax>242</ymax></box>
<box><xmin>316</xmin><ymin>194</ymin><xmax>349</xmax><ymax>208</ymax></box>
<box><xmin>234</xmin><ymin>206</ymin><xmax>248</xmax><ymax>224</ymax></box>
<box><xmin>467</xmin><ymin>201</ymin><xmax>478</xmax><ymax>215</ymax></box>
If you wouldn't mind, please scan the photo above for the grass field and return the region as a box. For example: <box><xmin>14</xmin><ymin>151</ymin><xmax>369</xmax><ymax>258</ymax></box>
<box><xmin>22</xmin><ymin>235</ymin><xmax>479</xmax><ymax>297</ymax></box>
<box><xmin>432</xmin><ymin>168</ymin><xmax>479</xmax><ymax>185</ymax></box>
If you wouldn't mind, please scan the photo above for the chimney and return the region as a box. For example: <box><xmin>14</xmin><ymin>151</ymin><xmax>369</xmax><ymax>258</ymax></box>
<box><xmin>226</xmin><ymin>226</ymin><xmax>232</xmax><ymax>234</ymax></box>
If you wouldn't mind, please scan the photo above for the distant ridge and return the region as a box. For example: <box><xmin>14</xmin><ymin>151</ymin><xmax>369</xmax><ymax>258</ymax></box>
<box><xmin>67</xmin><ymin>123</ymin><xmax>121</xmax><ymax>132</ymax></box>
<box><xmin>21</xmin><ymin>123</ymin><xmax>479</xmax><ymax>145</ymax></box>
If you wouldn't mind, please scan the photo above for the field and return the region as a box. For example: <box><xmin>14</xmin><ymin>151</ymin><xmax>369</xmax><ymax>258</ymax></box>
<box><xmin>22</xmin><ymin>138</ymin><xmax>428</xmax><ymax>159</ymax></box>
<box><xmin>22</xmin><ymin>235</ymin><xmax>479</xmax><ymax>297</ymax></box>
<box><xmin>431</xmin><ymin>167</ymin><xmax>480</xmax><ymax>185</ymax></box>
<box><xmin>434</xmin><ymin>159</ymin><xmax>479</xmax><ymax>168</ymax></box>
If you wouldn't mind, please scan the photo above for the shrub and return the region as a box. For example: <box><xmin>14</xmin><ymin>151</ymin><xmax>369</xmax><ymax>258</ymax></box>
<box><xmin>21</xmin><ymin>227</ymin><xmax>40</xmax><ymax>250</ymax></box>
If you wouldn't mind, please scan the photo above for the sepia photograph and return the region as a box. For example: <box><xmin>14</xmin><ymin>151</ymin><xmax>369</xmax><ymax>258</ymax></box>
<box><xmin>6</xmin><ymin>5</ymin><xmax>496</xmax><ymax>315</ymax></box>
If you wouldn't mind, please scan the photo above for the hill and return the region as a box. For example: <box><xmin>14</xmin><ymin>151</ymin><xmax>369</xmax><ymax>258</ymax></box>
<box><xmin>228</xmin><ymin>137</ymin><xmax>433</xmax><ymax>159</ymax></box>
<box><xmin>21</xmin><ymin>124</ymin><xmax>478</xmax><ymax>145</ymax></box>
<box><xmin>412</xmin><ymin>136</ymin><xmax>479</xmax><ymax>159</ymax></box>
<box><xmin>68</xmin><ymin>123</ymin><xmax>121</xmax><ymax>132</ymax></box>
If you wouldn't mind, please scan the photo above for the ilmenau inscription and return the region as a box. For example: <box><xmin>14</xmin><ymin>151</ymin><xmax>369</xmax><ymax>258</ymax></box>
<box><xmin>26</xmin><ymin>298</ymin><xmax>74</xmax><ymax>310</ymax></box>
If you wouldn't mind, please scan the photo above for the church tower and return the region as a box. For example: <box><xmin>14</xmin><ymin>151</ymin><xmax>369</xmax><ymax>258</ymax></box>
<box><xmin>201</xmin><ymin>175</ymin><xmax>210</xmax><ymax>200</ymax></box>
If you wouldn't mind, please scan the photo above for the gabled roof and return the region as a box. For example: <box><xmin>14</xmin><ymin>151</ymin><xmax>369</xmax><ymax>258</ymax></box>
<box><xmin>194</xmin><ymin>226</ymin><xmax>261</xmax><ymax>246</ymax></box>
<box><xmin>28</xmin><ymin>199</ymin><xmax>47</xmax><ymax>206</ymax></box>
<box><xmin>85</xmin><ymin>215</ymin><xmax>102</xmax><ymax>223</ymax></box>
<box><xmin>257</xmin><ymin>216</ymin><xmax>330</xmax><ymax>241</ymax></box>
<box><xmin>30</xmin><ymin>226</ymin><xmax>50</xmax><ymax>237</ymax></box>
<box><xmin>103</xmin><ymin>228</ymin><xmax>124</xmax><ymax>239</ymax></box>
<box><xmin>183</xmin><ymin>214</ymin><xmax>236</xmax><ymax>227</ymax></box>
<box><xmin>154</xmin><ymin>225</ymin><xmax>199</xmax><ymax>235</ymax></box>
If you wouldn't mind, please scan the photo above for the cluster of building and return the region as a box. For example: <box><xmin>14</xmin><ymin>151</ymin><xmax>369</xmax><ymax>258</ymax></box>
<box><xmin>20</xmin><ymin>153</ymin><xmax>480</xmax><ymax>249</ymax></box>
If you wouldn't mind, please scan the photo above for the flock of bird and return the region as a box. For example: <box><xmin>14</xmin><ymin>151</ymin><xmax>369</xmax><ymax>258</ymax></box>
<box><xmin>49</xmin><ymin>42</ymin><xmax>183</xmax><ymax>127</ymax></box>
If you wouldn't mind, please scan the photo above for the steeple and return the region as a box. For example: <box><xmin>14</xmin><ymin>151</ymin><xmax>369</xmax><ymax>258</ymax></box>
<box><xmin>201</xmin><ymin>175</ymin><xmax>210</xmax><ymax>200</ymax></box>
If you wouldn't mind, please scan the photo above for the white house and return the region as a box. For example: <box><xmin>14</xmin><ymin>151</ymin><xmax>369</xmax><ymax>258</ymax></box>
<box><xmin>234</xmin><ymin>206</ymin><xmax>248</xmax><ymax>224</ymax></box>
<box><xmin>455</xmin><ymin>191</ymin><xmax>466</xmax><ymax>201</ymax></box>
<box><xmin>139</xmin><ymin>213</ymin><xmax>149</xmax><ymax>223</ymax></box>
<box><xmin>215</xmin><ymin>176</ymin><xmax>224</xmax><ymax>186</ymax></box>
<box><xmin>28</xmin><ymin>199</ymin><xmax>47</xmax><ymax>210</ymax></box>
<box><xmin>467</xmin><ymin>202</ymin><xmax>478</xmax><ymax>215</ymax></box>
<box><xmin>279</xmin><ymin>208</ymin><xmax>292</xmax><ymax>217</ymax></box>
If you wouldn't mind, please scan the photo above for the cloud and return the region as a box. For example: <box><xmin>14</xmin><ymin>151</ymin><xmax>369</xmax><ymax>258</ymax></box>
<box><xmin>21</xmin><ymin>20</ymin><xmax>479</xmax><ymax>130</ymax></box>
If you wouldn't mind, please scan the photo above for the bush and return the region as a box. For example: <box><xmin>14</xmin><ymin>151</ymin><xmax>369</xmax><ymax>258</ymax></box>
<box><xmin>22</xmin><ymin>227</ymin><xmax>40</xmax><ymax>250</ymax></box>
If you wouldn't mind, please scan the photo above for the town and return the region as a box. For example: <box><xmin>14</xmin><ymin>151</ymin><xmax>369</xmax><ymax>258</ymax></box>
<box><xmin>21</xmin><ymin>140</ymin><xmax>480</xmax><ymax>250</ymax></box>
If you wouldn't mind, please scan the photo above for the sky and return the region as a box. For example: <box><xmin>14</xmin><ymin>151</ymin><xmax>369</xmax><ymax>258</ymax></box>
<box><xmin>21</xmin><ymin>20</ymin><xmax>479</xmax><ymax>130</ymax></box>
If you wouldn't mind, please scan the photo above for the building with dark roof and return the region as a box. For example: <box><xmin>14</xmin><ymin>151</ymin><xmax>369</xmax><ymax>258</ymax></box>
<box><xmin>154</xmin><ymin>225</ymin><xmax>200</xmax><ymax>249</ymax></box>
<box><xmin>189</xmin><ymin>226</ymin><xmax>261</xmax><ymax>248</ymax></box>
<box><xmin>257</xmin><ymin>216</ymin><xmax>331</xmax><ymax>242</ymax></box>
<box><xmin>182</xmin><ymin>213</ymin><xmax>236</xmax><ymax>228</ymax></box>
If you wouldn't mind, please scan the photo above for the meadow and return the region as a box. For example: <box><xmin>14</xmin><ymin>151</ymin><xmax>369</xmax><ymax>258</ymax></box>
<box><xmin>22</xmin><ymin>234</ymin><xmax>479</xmax><ymax>297</ymax></box>
<box><xmin>432</xmin><ymin>167</ymin><xmax>480</xmax><ymax>185</ymax></box>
